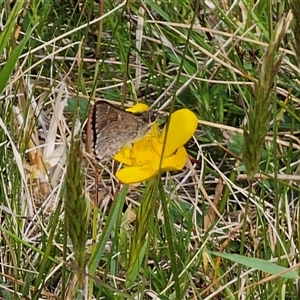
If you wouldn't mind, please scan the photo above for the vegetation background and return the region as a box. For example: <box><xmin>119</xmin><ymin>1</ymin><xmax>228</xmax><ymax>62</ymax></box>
<box><xmin>0</xmin><ymin>0</ymin><xmax>300</xmax><ymax>299</ymax></box>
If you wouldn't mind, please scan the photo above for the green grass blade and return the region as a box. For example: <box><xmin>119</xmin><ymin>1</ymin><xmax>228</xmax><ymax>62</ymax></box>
<box><xmin>208</xmin><ymin>251</ymin><xmax>298</xmax><ymax>279</ymax></box>
<box><xmin>0</xmin><ymin>25</ymin><xmax>33</xmax><ymax>95</ymax></box>
<box><xmin>0</xmin><ymin>1</ymin><xmax>24</xmax><ymax>54</ymax></box>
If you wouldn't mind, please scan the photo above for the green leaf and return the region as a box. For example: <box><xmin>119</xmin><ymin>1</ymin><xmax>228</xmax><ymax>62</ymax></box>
<box><xmin>208</xmin><ymin>251</ymin><xmax>299</xmax><ymax>279</ymax></box>
<box><xmin>0</xmin><ymin>26</ymin><xmax>33</xmax><ymax>95</ymax></box>
<box><xmin>0</xmin><ymin>1</ymin><xmax>24</xmax><ymax>54</ymax></box>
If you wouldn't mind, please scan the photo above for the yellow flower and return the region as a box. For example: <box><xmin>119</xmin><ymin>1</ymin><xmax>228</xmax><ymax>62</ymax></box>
<box><xmin>114</xmin><ymin>105</ymin><xmax>198</xmax><ymax>184</ymax></box>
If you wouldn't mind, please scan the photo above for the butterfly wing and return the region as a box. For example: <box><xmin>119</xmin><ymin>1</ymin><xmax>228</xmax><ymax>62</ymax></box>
<box><xmin>93</xmin><ymin>101</ymin><xmax>151</xmax><ymax>160</ymax></box>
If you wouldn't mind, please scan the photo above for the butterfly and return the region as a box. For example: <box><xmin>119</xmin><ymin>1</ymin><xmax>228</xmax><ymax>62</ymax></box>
<box><xmin>93</xmin><ymin>101</ymin><xmax>157</xmax><ymax>160</ymax></box>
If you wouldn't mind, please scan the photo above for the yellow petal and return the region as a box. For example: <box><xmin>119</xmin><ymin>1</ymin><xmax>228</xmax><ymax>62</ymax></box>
<box><xmin>116</xmin><ymin>147</ymin><xmax>187</xmax><ymax>184</ymax></box>
<box><xmin>160</xmin><ymin>146</ymin><xmax>187</xmax><ymax>170</ymax></box>
<box><xmin>156</xmin><ymin>109</ymin><xmax>198</xmax><ymax>157</ymax></box>
<box><xmin>130</xmin><ymin>136</ymin><xmax>157</xmax><ymax>165</ymax></box>
<box><xmin>114</xmin><ymin>127</ymin><xmax>159</xmax><ymax>165</ymax></box>
<box><xmin>126</xmin><ymin>103</ymin><xmax>149</xmax><ymax>113</ymax></box>
<box><xmin>113</xmin><ymin>145</ymin><xmax>134</xmax><ymax>165</ymax></box>
<box><xmin>116</xmin><ymin>163</ymin><xmax>157</xmax><ymax>184</ymax></box>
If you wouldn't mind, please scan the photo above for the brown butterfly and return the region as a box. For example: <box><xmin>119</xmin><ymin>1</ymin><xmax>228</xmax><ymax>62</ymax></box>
<box><xmin>93</xmin><ymin>101</ymin><xmax>157</xmax><ymax>160</ymax></box>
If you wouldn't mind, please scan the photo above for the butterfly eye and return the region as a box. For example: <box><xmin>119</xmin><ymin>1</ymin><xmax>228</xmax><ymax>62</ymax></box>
<box><xmin>150</xmin><ymin>112</ymin><xmax>157</xmax><ymax>123</ymax></box>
